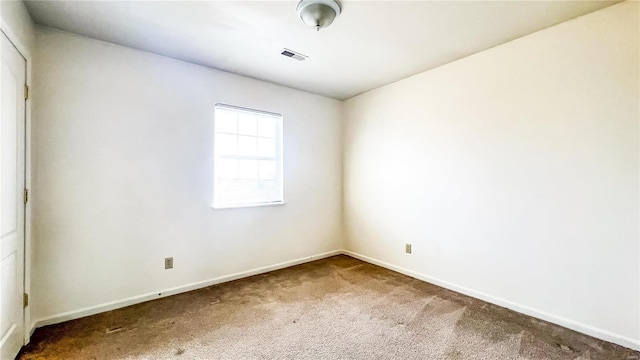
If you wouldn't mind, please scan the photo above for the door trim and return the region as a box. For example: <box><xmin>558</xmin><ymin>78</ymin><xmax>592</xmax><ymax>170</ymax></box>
<box><xmin>0</xmin><ymin>23</ymin><xmax>33</xmax><ymax>345</ymax></box>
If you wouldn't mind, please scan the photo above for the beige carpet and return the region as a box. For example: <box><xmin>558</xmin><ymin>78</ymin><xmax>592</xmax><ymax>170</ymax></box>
<box><xmin>20</xmin><ymin>256</ymin><xmax>639</xmax><ymax>359</ymax></box>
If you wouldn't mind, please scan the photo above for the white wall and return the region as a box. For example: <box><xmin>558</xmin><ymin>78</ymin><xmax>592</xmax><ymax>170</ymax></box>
<box><xmin>344</xmin><ymin>1</ymin><xmax>639</xmax><ymax>350</ymax></box>
<box><xmin>28</xmin><ymin>0</ymin><xmax>640</xmax><ymax>351</ymax></box>
<box><xmin>1</xmin><ymin>0</ymin><xmax>35</xmax><ymax>57</ymax></box>
<box><xmin>32</xmin><ymin>27</ymin><xmax>342</xmax><ymax>322</ymax></box>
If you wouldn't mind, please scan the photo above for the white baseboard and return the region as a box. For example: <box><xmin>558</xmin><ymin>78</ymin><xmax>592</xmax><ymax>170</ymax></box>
<box><xmin>30</xmin><ymin>248</ymin><xmax>640</xmax><ymax>352</ymax></box>
<box><xmin>342</xmin><ymin>250</ymin><xmax>640</xmax><ymax>352</ymax></box>
<box><xmin>34</xmin><ymin>250</ymin><xmax>342</xmax><ymax>329</ymax></box>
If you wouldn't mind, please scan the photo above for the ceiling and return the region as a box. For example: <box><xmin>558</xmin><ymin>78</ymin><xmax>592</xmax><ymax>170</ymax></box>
<box><xmin>24</xmin><ymin>0</ymin><xmax>619</xmax><ymax>100</ymax></box>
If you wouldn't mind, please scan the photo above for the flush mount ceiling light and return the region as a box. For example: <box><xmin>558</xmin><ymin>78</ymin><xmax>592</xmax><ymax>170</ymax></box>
<box><xmin>297</xmin><ymin>0</ymin><xmax>341</xmax><ymax>31</ymax></box>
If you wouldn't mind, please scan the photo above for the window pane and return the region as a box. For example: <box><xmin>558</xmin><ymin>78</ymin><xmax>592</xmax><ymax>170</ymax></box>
<box><xmin>213</xmin><ymin>105</ymin><xmax>283</xmax><ymax>208</ymax></box>
<box><xmin>258</xmin><ymin>117</ymin><xmax>276</xmax><ymax>138</ymax></box>
<box><xmin>238</xmin><ymin>160</ymin><xmax>258</xmax><ymax>179</ymax></box>
<box><xmin>238</xmin><ymin>136</ymin><xmax>257</xmax><ymax>156</ymax></box>
<box><xmin>258</xmin><ymin>138</ymin><xmax>275</xmax><ymax>157</ymax></box>
<box><xmin>259</xmin><ymin>160</ymin><xmax>276</xmax><ymax>180</ymax></box>
<box><xmin>216</xmin><ymin>110</ymin><xmax>237</xmax><ymax>133</ymax></box>
<box><xmin>238</xmin><ymin>114</ymin><xmax>257</xmax><ymax>136</ymax></box>
<box><xmin>216</xmin><ymin>133</ymin><xmax>237</xmax><ymax>155</ymax></box>
<box><xmin>216</xmin><ymin>159</ymin><xmax>238</xmax><ymax>179</ymax></box>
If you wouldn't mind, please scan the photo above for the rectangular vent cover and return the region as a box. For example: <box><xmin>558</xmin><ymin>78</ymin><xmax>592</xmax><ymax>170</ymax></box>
<box><xmin>281</xmin><ymin>48</ymin><xmax>307</xmax><ymax>61</ymax></box>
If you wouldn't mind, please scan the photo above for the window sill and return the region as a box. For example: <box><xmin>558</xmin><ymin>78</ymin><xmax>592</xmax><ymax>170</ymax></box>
<box><xmin>211</xmin><ymin>201</ymin><xmax>286</xmax><ymax>210</ymax></box>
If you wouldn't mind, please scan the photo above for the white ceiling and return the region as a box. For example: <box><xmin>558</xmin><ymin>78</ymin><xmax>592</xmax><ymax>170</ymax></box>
<box><xmin>24</xmin><ymin>0</ymin><xmax>618</xmax><ymax>100</ymax></box>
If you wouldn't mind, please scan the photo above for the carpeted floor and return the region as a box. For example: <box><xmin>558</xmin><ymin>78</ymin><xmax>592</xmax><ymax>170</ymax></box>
<box><xmin>19</xmin><ymin>255</ymin><xmax>639</xmax><ymax>359</ymax></box>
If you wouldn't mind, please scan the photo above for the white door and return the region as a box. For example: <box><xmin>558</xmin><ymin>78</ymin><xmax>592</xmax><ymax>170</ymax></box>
<box><xmin>0</xmin><ymin>31</ymin><xmax>26</xmax><ymax>360</ymax></box>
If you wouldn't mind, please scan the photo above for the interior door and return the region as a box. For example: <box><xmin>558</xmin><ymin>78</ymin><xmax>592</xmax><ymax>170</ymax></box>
<box><xmin>0</xmin><ymin>31</ymin><xmax>26</xmax><ymax>360</ymax></box>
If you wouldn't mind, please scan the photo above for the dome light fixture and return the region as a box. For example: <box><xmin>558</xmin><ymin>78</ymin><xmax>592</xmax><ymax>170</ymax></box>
<box><xmin>297</xmin><ymin>0</ymin><xmax>341</xmax><ymax>31</ymax></box>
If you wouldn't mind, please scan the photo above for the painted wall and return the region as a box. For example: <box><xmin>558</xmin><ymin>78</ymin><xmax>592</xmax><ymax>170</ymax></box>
<box><xmin>1</xmin><ymin>0</ymin><xmax>35</xmax><ymax>56</ymax></box>
<box><xmin>343</xmin><ymin>1</ymin><xmax>639</xmax><ymax>349</ymax></box>
<box><xmin>31</xmin><ymin>27</ymin><xmax>342</xmax><ymax>322</ymax></box>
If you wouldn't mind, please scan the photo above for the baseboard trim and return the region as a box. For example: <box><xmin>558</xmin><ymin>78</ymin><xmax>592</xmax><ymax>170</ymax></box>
<box><xmin>34</xmin><ymin>250</ymin><xmax>342</xmax><ymax>329</ymax></box>
<box><xmin>342</xmin><ymin>250</ymin><xmax>640</xmax><ymax>352</ymax></box>
<box><xmin>30</xmin><ymin>249</ymin><xmax>640</xmax><ymax>352</ymax></box>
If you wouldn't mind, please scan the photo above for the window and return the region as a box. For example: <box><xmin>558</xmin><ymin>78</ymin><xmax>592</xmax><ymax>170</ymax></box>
<box><xmin>213</xmin><ymin>104</ymin><xmax>284</xmax><ymax>208</ymax></box>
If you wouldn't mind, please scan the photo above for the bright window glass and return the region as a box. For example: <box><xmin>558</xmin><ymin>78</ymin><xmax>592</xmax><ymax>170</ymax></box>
<box><xmin>213</xmin><ymin>104</ymin><xmax>284</xmax><ymax>208</ymax></box>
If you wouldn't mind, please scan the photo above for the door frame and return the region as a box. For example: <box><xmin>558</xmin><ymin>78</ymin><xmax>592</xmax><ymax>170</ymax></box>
<box><xmin>0</xmin><ymin>20</ymin><xmax>33</xmax><ymax>346</ymax></box>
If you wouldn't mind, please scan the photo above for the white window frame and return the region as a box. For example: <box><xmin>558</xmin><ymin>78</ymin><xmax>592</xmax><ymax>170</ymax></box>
<box><xmin>212</xmin><ymin>103</ymin><xmax>284</xmax><ymax>209</ymax></box>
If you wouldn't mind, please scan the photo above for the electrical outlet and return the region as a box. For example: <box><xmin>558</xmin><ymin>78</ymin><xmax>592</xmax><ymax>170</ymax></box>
<box><xmin>165</xmin><ymin>257</ymin><xmax>173</xmax><ymax>269</ymax></box>
<box><xmin>405</xmin><ymin>243</ymin><xmax>412</xmax><ymax>254</ymax></box>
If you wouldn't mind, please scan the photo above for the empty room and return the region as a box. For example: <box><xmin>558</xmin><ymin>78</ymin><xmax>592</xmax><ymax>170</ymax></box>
<box><xmin>0</xmin><ymin>0</ymin><xmax>638</xmax><ymax>359</ymax></box>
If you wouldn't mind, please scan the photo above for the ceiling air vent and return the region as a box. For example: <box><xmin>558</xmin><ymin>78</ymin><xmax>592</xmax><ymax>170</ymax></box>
<box><xmin>281</xmin><ymin>48</ymin><xmax>307</xmax><ymax>61</ymax></box>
